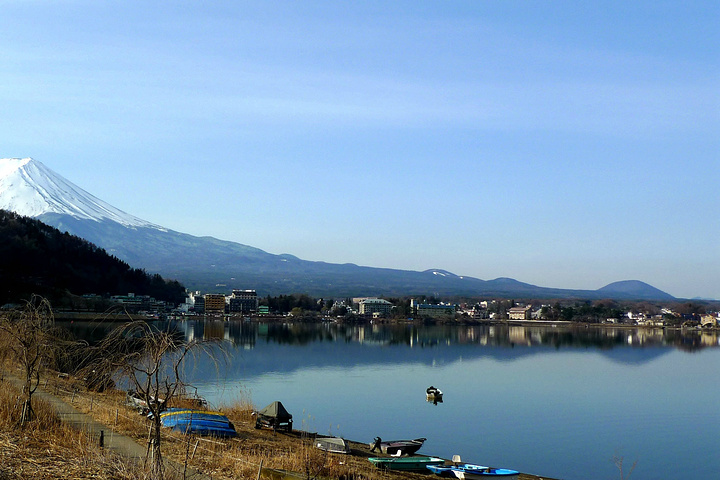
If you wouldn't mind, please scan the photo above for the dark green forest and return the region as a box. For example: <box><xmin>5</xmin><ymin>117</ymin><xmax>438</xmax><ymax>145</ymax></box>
<box><xmin>0</xmin><ymin>210</ymin><xmax>185</xmax><ymax>307</ymax></box>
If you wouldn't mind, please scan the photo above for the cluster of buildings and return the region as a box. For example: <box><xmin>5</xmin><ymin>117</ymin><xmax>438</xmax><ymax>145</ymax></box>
<box><xmin>108</xmin><ymin>289</ymin><xmax>720</xmax><ymax>328</ymax></box>
<box><xmin>106</xmin><ymin>293</ymin><xmax>171</xmax><ymax>313</ymax></box>
<box><xmin>102</xmin><ymin>291</ymin><xmax>264</xmax><ymax>316</ymax></box>
<box><xmin>355</xmin><ymin>297</ymin><xmax>457</xmax><ymax>319</ymax></box>
<box><xmin>459</xmin><ymin>301</ymin><xmax>720</xmax><ymax>327</ymax></box>
<box><xmin>178</xmin><ymin>290</ymin><xmax>265</xmax><ymax>315</ymax></box>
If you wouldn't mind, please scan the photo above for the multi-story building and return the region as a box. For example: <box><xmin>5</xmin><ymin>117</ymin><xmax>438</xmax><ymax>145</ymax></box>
<box><xmin>193</xmin><ymin>294</ymin><xmax>205</xmax><ymax>314</ymax></box>
<box><xmin>110</xmin><ymin>293</ymin><xmax>166</xmax><ymax>312</ymax></box>
<box><xmin>508</xmin><ymin>306</ymin><xmax>532</xmax><ymax>320</ymax></box>
<box><xmin>204</xmin><ymin>294</ymin><xmax>227</xmax><ymax>314</ymax></box>
<box><xmin>229</xmin><ymin>289</ymin><xmax>258</xmax><ymax>314</ymax></box>
<box><xmin>410</xmin><ymin>299</ymin><xmax>456</xmax><ymax>318</ymax></box>
<box><xmin>358</xmin><ymin>298</ymin><xmax>393</xmax><ymax>316</ymax></box>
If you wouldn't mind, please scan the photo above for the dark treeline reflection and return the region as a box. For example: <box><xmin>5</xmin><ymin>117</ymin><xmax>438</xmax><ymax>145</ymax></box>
<box><xmin>171</xmin><ymin>321</ymin><xmax>717</xmax><ymax>353</ymax></box>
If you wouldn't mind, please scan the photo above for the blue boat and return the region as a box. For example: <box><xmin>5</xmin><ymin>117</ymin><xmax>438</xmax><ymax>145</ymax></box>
<box><xmin>451</xmin><ymin>464</ymin><xmax>519</xmax><ymax>479</ymax></box>
<box><xmin>426</xmin><ymin>464</ymin><xmax>456</xmax><ymax>477</ymax></box>
<box><xmin>160</xmin><ymin>408</ymin><xmax>237</xmax><ymax>437</ymax></box>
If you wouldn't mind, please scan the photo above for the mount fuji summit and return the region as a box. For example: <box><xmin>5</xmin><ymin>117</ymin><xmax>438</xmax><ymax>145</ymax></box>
<box><xmin>0</xmin><ymin>158</ymin><xmax>674</xmax><ymax>300</ymax></box>
<box><xmin>0</xmin><ymin>157</ymin><xmax>160</xmax><ymax>229</ymax></box>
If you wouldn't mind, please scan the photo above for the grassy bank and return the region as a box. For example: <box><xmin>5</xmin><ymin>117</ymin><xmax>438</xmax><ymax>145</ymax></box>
<box><xmin>0</xmin><ymin>377</ymin><xmax>155</xmax><ymax>479</ymax></box>
<box><xmin>0</xmin><ymin>366</ymin><xmax>553</xmax><ymax>480</ymax></box>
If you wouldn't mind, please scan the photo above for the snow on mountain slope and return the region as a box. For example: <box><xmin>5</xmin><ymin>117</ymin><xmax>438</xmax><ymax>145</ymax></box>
<box><xmin>0</xmin><ymin>158</ymin><xmax>676</xmax><ymax>300</ymax></box>
<box><xmin>0</xmin><ymin>157</ymin><xmax>164</xmax><ymax>229</ymax></box>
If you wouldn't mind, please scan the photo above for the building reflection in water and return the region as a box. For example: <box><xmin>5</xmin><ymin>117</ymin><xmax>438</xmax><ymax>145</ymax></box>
<box><xmin>172</xmin><ymin>320</ymin><xmax>718</xmax><ymax>352</ymax></box>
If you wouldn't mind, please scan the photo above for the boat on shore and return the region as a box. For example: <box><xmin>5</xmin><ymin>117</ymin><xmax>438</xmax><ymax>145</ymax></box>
<box><xmin>254</xmin><ymin>401</ymin><xmax>293</xmax><ymax>432</ymax></box>
<box><xmin>452</xmin><ymin>464</ymin><xmax>519</xmax><ymax>479</ymax></box>
<box><xmin>159</xmin><ymin>408</ymin><xmax>237</xmax><ymax>437</ymax></box>
<box><xmin>314</xmin><ymin>436</ymin><xmax>350</xmax><ymax>454</ymax></box>
<box><xmin>369</xmin><ymin>456</ymin><xmax>445</xmax><ymax>471</ymax></box>
<box><xmin>426</xmin><ymin>464</ymin><xmax>456</xmax><ymax>477</ymax></box>
<box><xmin>369</xmin><ymin>437</ymin><xmax>426</xmax><ymax>455</ymax></box>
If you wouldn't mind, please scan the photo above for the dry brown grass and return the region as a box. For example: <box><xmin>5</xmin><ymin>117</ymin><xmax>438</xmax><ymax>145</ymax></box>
<box><xmin>0</xmin><ymin>363</ymin><xmax>550</xmax><ymax>480</ymax></box>
<box><xmin>0</xmin><ymin>376</ymin><xmax>182</xmax><ymax>479</ymax></box>
<box><xmin>39</xmin><ymin>371</ymin><xmax>415</xmax><ymax>480</ymax></box>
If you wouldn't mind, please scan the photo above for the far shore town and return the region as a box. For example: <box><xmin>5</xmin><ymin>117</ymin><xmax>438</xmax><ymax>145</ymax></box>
<box><xmin>48</xmin><ymin>289</ymin><xmax>720</xmax><ymax>330</ymax></box>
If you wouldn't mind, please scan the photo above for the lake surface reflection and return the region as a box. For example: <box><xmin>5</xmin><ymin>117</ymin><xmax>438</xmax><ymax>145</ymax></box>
<box><xmin>74</xmin><ymin>321</ymin><xmax>720</xmax><ymax>480</ymax></box>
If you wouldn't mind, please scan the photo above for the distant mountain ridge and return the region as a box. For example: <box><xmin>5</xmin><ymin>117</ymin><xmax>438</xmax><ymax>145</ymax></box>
<box><xmin>0</xmin><ymin>157</ymin><xmax>676</xmax><ymax>300</ymax></box>
<box><xmin>597</xmin><ymin>280</ymin><xmax>673</xmax><ymax>300</ymax></box>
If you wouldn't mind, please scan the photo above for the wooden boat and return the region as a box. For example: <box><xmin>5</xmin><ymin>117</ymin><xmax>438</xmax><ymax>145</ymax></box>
<box><xmin>368</xmin><ymin>456</ymin><xmax>445</xmax><ymax>471</ymax></box>
<box><xmin>451</xmin><ymin>464</ymin><xmax>519</xmax><ymax>479</ymax></box>
<box><xmin>159</xmin><ymin>408</ymin><xmax>237</xmax><ymax>437</ymax></box>
<box><xmin>314</xmin><ymin>436</ymin><xmax>350</xmax><ymax>454</ymax></box>
<box><xmin>369</xmin><ymin>437</ymin><xmax>426</xmax><ymax>455</ymax></box>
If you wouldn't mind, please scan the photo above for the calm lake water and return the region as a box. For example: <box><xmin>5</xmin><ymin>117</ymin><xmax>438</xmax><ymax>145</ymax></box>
<box><xmin>72</xmin><ymin>320</ymin><xmax>720</xmax><ymax>480</ymax></box>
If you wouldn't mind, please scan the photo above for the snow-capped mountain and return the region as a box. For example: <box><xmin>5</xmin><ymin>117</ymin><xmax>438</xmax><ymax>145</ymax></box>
<box><xmin>0</xmin><ymin>157</ymin><xmax>675</xmax><ymax>300</ymax></box>
<box><xmin>0</xmin><ymin>157</ymin><xmax>162</xmax><ymax>229</ymax></box>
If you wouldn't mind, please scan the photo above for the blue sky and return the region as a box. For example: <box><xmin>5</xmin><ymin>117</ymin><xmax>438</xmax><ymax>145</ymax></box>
<box><xmin>3</xmin><ymin>1</ymin><xmax>718</xmax><ymax>299</ymax></box>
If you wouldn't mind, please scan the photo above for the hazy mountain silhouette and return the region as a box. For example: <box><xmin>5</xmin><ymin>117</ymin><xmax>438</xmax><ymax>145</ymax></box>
<box><xmin>0</xmin><ymin>158</ymin><xmax>675</xmax><ymax>300</ymax></box>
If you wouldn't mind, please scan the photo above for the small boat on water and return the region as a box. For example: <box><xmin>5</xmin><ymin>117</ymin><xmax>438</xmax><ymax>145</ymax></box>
<box><xmin>369</xmin><ymin>437</ymin><xmax>426</xmax><ymax>455</ymax></box>
<box><xmin>314</xmin><ymin>436</ymin><xmax>350</xmax><ymax>454</ymax></box>
<box><xmin>426</xmin><ymin>386</ymin><xmax>443</xmax><ymax>401</ymax></box>
<box><xmin>368</xmin><ymin>456</ymin><xmax>445</xmax><ymax>471</ymax></box>
<box><xmin>451</xmin><ymin>464</ymin><xmax>519</xmax><ymax>479</ymax></box>
<box><xmin>159</xmin><ymin>408</ymin><xmax>237</xmax><ymax>438</ymax></box>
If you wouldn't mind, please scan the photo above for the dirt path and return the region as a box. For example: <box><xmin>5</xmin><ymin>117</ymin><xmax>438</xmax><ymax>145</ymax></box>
<box><xmin>3</xmin><ymin>373</ymin><xmax>211</xmax><ymax>479</ymax></box>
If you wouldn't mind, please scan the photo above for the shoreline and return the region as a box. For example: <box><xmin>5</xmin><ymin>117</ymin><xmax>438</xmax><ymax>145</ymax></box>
<box><xmin>1</xmin><ymin>368</ymin><xmax>558</xmax><ymax>480</ymax></box>
<box><xmin>52</xmin><ymin>310</ymin><xmax>719</xmax><ymax>332</ymax></box>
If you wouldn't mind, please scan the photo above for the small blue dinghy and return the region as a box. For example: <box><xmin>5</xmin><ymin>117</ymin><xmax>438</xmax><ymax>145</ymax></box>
<box><xmin>426</xmin><ymin>464</ymin><xmax>456</xmax><ymax>477</ymax></box>
<box><xmin>451</xmin><ymin>464</ymin><xmax>519</xmax><ymax>479</ymax></box>
<box><xmin>160</xmin><ymin>408</ymin><xmax>237</xmax><ymax>437</ymax></box>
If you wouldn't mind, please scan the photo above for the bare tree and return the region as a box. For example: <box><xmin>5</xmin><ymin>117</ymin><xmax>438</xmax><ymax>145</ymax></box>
<box><xmin>0</xmin><ymin>295</ymin><xmax>56</xmax><ymax>426</ymax></box>
<box><xmin>87</xmin><ymin>320</ymin><xmax>222</xmax><ymax>480</ymax></box>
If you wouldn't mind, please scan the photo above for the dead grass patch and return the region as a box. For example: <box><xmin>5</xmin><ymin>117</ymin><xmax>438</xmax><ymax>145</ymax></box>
<box><xmin>1</xmin><ymin>364</ymin><xmax>548</xmax><ymax>480</ymax></box>
<box><xmin>0</xmin><ymin>376</ymin><xmax>180</xmax><ymax>479</ymax></box>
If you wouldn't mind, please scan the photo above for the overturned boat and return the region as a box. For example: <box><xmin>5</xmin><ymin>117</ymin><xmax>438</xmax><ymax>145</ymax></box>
<box><xmin>314</xmin><ymin>436</ymin><xmax>350</xmax><ymax>454</ymax></box>
<box><xmin>160</xmin><ymin>408</ymin><xmax>237</xmax><ymax>438</ymax></box>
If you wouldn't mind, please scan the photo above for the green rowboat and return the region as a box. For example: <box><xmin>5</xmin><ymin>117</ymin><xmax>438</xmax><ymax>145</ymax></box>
<box><xmin>368</xmin><ymin>456</ymin><xmax>445</xmax><ymax>471</ymax></box>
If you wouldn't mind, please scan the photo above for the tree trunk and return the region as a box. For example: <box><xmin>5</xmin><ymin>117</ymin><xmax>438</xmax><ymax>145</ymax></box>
<box><xmin>151</xmin><ymin>415</ymin><xmax>164</xmax><ymax>479</ymax></box>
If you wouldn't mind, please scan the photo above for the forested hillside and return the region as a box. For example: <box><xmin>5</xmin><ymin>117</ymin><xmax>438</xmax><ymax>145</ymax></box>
<box><xmin>0</xmin><ymin>209</ymin><xmax>185</xmax><ymax>306</ymax></box>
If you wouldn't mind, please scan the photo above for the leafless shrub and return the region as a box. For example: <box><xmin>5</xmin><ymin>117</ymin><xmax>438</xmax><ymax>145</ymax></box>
<box><xmin>0</xmin><ymin>295</ymin><xmax>79</xmax><ymax>426</ymax></box>
<box><xmin>83</xmin><ymin>320</ymin><xmax>224</xmax><ymax>480</ymax></box>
